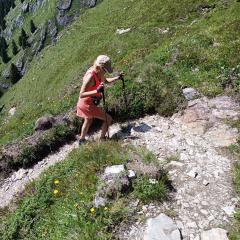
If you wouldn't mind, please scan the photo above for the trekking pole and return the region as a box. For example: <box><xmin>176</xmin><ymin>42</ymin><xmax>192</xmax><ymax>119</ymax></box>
<box><xmin>102</xmin><ymin>88</ymin><xmax>110</xmax><ymax>139</ymax></box>
<box><xmin>120</xmin><ymin>76</ymin><xmax>128</xmax><ymax>113</ymax></box>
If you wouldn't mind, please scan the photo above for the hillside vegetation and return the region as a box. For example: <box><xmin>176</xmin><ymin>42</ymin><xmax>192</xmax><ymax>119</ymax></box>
<box><xmin>0</xmin><ymin>0</ymin><xmax>240</xmax><ymax>145</ymax></box>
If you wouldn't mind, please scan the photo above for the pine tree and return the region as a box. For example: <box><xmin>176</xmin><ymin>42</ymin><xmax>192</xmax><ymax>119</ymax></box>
<box><xmin>30</xmin><ymin>19</ymin><xmax>37</xmax><ymax>33</ymax></box>
<box><xmin>0</xmin><ymin>36</ymin><xmax>10</xmax><ymax>63</ymax></box>
<box><xmin>10</xmin><ymin>0</ymin><xmax>15</xmax><ymax>9</ymax></box>
<box><xmin>9</xmin><ymin>63</ymin><xmax>21</xmax><ymax>84</ymax></box>
<box><xmin>12</xmin><ymin>40</ymin><xmax>18</xmax><ymax>55</ymax></box>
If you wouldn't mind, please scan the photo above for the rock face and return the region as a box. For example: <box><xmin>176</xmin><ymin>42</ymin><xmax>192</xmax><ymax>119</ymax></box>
<box><xmin>32</xmin><ymin>24</ymin><xmax>47</xmax><ymax>55</ymax></box>
<box><xmin>143</xmin><ymin>214</ymin><xmax>181</xmax><ymax>240</ymax></box>
<box><xmin>201</xmin><ymin>228</ymin><xmax>229</xmax><ymax>240</ymax></box>
<box><xmin>56</xmin><ymin>0</ymin><xmax>97</xmax><ymax>26</ymax></box>
<box><xmin>56</xmin><ymin>0</ymin><xmax>74</xmax><ymax>26</ymax></box>
<box><xmin>35</xmin><ymin>116</ymin><xmax>55</xmax><ymax>131</ymax></box>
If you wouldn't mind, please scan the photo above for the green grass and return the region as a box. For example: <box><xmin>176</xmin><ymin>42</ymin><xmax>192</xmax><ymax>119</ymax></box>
<box><xmin>133</xmin><ymin>175</ymin><xmax>168</xmax><ymax>203</ymax></box>
<box><xmin>0</xmin><ymin>142</ymin><xmax>169</xmax><ymax>239</ymax></box>
<box><xmin>1</xmin><ymin>0</ymin><xmax>240</xmax><ymax>146</ymax></box>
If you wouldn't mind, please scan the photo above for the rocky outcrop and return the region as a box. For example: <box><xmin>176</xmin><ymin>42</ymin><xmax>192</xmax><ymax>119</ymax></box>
<box><xmin>94</xmin><ymin>165</ymin><xmax>134</xmax><ymax>207</ymax></box>
<box><xmin>57</xmin><ymin>0</ymin><xmax>72</xmax><ymax>10</ymax></box>
<box><xmin>15</xmin><ymin>15</ymin><xmax>24</xmax><ymax>28</ymax></box>
<box><xmin>29</xmin><ymin>0</ymin><xmax>46</xmax><ymax>12</ymax></box>
<box><xmin>2</xmin><ymin>69</ymin><xmax>10</xmax><ymax>80</ymax></box>
<box><xmin>79</xmin><ymin>0</ymin><xmax>97</xmax><ymax>8</ymax></box>
<box><xmin>56</xmin><ymin>0</ymin><xmax>74</xmax><ymax>26</ymax></box>
<box><xmin>48</xmin><ymin>19</ymin><xmax>58</xmax><ymax>43</ymax></box>
<box><xmin>32</xmin><ymin>23</ymin><xmax>47</xmax><ymax>55</ymax></box>
<box><xmin>22</xmin><ymin>2</ymin><xmax>29</xmax><ymax>13</ymax></box>
<box><xmin>56</xmin><ymin>0</ymin><xmax>97</xmax><ymax>26</ymax></box>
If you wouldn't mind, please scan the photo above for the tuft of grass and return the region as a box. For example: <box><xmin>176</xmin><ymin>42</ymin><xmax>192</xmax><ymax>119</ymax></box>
<box><xmin>133</xmin><ymin>174</ymin><xmax>168</xmax><ymax>203</ymax></box>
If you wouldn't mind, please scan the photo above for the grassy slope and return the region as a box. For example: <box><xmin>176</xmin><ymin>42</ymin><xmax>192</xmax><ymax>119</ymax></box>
<box><xmin>0</xmin><ymin>0</ymin><xmax>240</xmax><ymax>146</ymax></box>
<box><xmin>0</xmin><ymin>142</ymin><xmax>168</xmax><ymax>240</ymax></box>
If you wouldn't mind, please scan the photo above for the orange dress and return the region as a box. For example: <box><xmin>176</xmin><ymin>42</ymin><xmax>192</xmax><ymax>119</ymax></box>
<box><xmin>76</xmin><ymin>70</ymin><xmax>105</xmax><ymax>119</ymax></box>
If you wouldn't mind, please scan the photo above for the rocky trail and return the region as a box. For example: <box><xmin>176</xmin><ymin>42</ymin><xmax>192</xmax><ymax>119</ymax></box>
<box><xmin>0</xmin><ymin>94</ymin><xmax>240</xmax><ymax>240</ymax></box>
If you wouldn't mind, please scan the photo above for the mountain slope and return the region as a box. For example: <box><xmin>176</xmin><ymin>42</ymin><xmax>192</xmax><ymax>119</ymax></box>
<box><xmin>0</xmin><ymin>0</ymin><xmax>240</xmax><ymax>146</ymax></box>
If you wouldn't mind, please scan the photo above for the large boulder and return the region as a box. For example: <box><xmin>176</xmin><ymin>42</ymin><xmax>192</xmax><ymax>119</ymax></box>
<box><xmin>143</xmin><ymin>214</ymin><xmax>181</xmax><ymax>240</ymax></box>
<box><xmin>35</xmin><ymin>116</ymin><xmax>55</xmax><ymax>131</ymax></box>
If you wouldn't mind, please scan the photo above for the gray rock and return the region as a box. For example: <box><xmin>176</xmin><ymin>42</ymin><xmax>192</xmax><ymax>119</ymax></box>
<box><xmin>94</xmin><ymin>165</ymin><xmax>131</xmax><ymax>207</ymax></box>
<box><xmin>182</xmin><ymin>88</ymin><xmax>200</xmax><ymax>100</ymax></box>
<box><xmin>0</xmin><ymin>82</ymin><xmax>9</xmax><ymax>89</ymax></box>
<box><xmin>22</xmin><ymin>2</ymin><xmax>29</xmax><ymax>13</ymax></box>
<box><xmin>116</xmin><ymin>28</ymin><xmax>131</xmax><ymax>35</ymax></box>
<box><xmin>15</xmin><ymin>15</ymin><xmax>24</xmax><ymax>28</ymax></box>
<box><xmin>94</xmin><ymin>195</ymin><xmax>107</xmax><ymax>208</ymax></box>
<box><xmin>128</xmin><ymin>170</ymin><xmax>136</xmax><ymax>179</ymax></box>
<box><xmin>57</xmin><ymin>0</ymin><xmax>72</xmax><ymax>10</ymax></box>
<box><xmin>143</xmin><ymin>213</ymin><xmax>181</xmax><ymax>240</ymax></box>
<box><xmin>8</xmin><ymin>107</ymin><xmax>16</xmax><ymax>116</ymax></box>
<box><xmin>32</xmin><ymin>24</ymin><xmax>47</xmax><ymax>55</ymax></box>
<box><xmin>78</xmin><ymin>0</ymin><xmax>97</xmax><ymax>8</ymax></box>
<box><xmin>201</xmin><ymin>228</ymin><xmax>229</xmax><ymax>240</ymax></box>
<box><xmin>48</xmin><ymin>19</ymin><xmax>58</xmax><ymax>43</ymax></box>
<box><xmin>15</xmin><ymin>169</ymin><xmax>27</xmax><ymax>181</ymax></box>
<box><xmin>2</xmin><ymin>69</ymin><xmax>10</xmax><ymax>80</ymax></box>
<box><xmin>16</xmin><ymin>58</ymin><xmax>24</xmax><ymax>73</ymax></box>
<box><xmin>35</xmin><ymin>115</ymin><xmax>55</xmax><ymax>131</ymax></box>
<box><xmin>104</xmin><ymin>165</ymin><xmax>125</xmax><ymax>176</ymax></box>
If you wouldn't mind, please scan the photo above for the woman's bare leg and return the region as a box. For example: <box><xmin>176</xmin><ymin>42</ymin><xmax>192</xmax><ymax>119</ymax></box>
<box><xmin>80</xmin><ymin>118</ymin><xmax>93</xmax><ymax>139</ymax></box>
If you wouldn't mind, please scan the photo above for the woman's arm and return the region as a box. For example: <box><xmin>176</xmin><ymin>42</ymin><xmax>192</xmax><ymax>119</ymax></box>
<box><xmin>105</xmin><ymin>76</ymin><xmax>120</xmax><ymax>83</ymax></box>
<box><xmin>79</xmin><ymin>74</ymin><xmax>98</xmax><ymax>98</ymax></box>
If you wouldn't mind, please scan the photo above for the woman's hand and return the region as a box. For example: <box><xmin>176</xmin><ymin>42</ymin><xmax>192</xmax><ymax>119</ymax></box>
<box><xmin>96</xmin><ymin>83</ymin><xmax>104</xmax><ymax>93</ymax></box>
<box><xmin>117</xmin><ymin>72</ymin><xmax>125</xmax><ymax>80</ymax></box>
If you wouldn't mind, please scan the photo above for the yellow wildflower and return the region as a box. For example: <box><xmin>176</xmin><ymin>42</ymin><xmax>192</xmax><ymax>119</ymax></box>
<box><xmin>53</xmin><ymin>189</ymin><xmax>59</xmax><ymax>195</ymax></box>
<box><xmin>90</xmin><ymin>207</ymin><xmax>95</xmax><ymax>213</ymax></box>
<box><xmin>54</xmin><ymin>179</ymin><xmax>59</xmax><ymax>185</ymax></box>
<box><xmin>104</xmin><ymin>207</ymin><xmax>108</xmax><ymax>211</ymax></box>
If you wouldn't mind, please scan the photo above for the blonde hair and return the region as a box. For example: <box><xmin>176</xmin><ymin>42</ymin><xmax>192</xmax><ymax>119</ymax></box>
<box><xmin>93</xmin><ymin>60</ymin><xmax>103</xmax><ymax>73</ymax></box>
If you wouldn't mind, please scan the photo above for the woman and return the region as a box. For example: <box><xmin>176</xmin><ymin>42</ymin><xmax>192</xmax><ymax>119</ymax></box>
<box><xmin>76</xmin><ymin>55</ymin><xmax>122</xmax><ymax>144</ymax></box>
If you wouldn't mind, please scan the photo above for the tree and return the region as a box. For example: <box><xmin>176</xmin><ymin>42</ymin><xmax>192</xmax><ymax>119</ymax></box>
<box><xmin>0</xmin><ymin>36</ymin><xmax>10</xmax><ymax>63</ymax></box>
<box><xmin>18</xmin><ymin>28</ymin><xmax>29</xmax><ymax>49</ymax></box>
<box><xmin>12</xmin><ymin>40</ymin><xmax>18</xmax><ymax>55</ymax></box>
<box><xmin>30</xmin><ymin>19</ymin><xmax>37</xmax><ymax>33</ymax></box>
<box><xmin>9</xmin><ymin>63</ymin><xmax>21</xmax><ymax>84</ymax></box>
